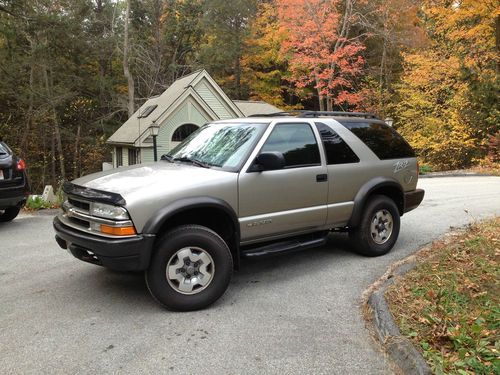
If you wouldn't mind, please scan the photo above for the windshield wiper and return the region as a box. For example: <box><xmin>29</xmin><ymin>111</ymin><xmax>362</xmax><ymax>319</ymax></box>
<box><xmin>160</xmin><ymin>154</ymin><xmax>174</xmax><ymax>162</ymax></box>
<box><xmin>173</xmin><ymin>157</ymin><xmax>210</xmax><ymax>168</ymax></box>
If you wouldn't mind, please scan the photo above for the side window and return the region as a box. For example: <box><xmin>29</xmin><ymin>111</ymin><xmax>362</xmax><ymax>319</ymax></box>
<box><xmin>340</xmin><ymin>121</ymin><xmax>415</xmax><ymax>160</ymax></box>
<box><xmin>315</xmin><ymin>122</ymin><xmax>359</xmax><ymax>164</ymax></box>
<box><xmin>116</xmin><ymin>147</ymin><xmax>123</xmax><ymax>167</ymax></box>
<box><xmin>261</xmin><ymin>123</ymin><xmax>320</xmax><ymax>167</ymax></box>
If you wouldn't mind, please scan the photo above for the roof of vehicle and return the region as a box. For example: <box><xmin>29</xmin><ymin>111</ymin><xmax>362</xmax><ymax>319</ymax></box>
<box><xmin>213</xmin><ymin>111</ymin><xmax>384</xmax><ymax>124</ymax></box>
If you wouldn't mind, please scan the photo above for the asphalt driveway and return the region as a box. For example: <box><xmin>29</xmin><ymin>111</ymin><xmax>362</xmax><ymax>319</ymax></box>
<box><xmin>1</xmin><ymin>176</ymin><xmax>499</xmax><ymax>374</ymax></box>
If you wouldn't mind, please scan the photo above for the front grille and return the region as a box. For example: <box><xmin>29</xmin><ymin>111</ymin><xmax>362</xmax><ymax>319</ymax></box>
<box><xmin>68</xmin><ymin>217</ymin><xmax>90</xmax><ymax>228</ymax></box>
<box><xmin>68</xmin><ymin>197</ymin><xmax>90</xmax><ymax>212</ymax></box>
<box><xmin>61</xmin><ymin>195</ymin><xmax>135</xmax><ymax>238</ymax></box>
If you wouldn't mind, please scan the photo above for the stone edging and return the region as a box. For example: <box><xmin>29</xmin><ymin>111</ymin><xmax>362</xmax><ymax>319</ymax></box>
<box><xmin>362</xmin><ymin>257</ymin><xmax>432</xmax><ymax>375</ymax></box>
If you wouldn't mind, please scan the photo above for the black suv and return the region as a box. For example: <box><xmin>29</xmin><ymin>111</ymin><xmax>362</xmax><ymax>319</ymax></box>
<box><xmin>0</xmin><ymin>140</ymin><xmax>30</xmax><ymax>222</ymax></box>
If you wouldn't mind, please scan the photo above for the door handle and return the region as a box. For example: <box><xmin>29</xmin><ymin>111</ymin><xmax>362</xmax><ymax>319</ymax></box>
<box><xmin>316</xmin><ymin>174</ymin><xmax>328</xmax><ymax>182</ymax></box>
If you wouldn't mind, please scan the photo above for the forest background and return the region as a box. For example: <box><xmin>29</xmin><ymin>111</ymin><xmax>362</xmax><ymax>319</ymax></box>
<box><xmin>0</xmin><ymin>0</ymin><xmax>498</xmax><ymax>193</ymax></box>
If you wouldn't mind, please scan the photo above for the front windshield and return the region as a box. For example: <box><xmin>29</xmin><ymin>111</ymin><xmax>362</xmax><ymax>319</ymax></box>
<box><xmin>166</xmin><ymin>122</ymin><xmax>268</xmax><ymax>171</ymax></box>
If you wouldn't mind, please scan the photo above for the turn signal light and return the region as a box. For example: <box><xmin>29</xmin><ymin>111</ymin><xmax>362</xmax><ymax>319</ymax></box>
<box><xmin>17</xmin><ymin>158</ymin><xmax>26</xmax><ymax>171</ymax></box>
<box><xmin>100</xmin><ymin>225</ymin><xmax>136</xmax><ymax>236</ymax></box>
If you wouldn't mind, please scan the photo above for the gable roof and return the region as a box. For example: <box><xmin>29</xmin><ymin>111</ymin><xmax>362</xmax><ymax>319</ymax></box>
<box><xmin>108</xmin><ymin>70</ymin><xmax>204</xmax><ymax>145</ymax></box>
<box><xmin>107</xmin><ymin>70</ymin><xmax>281</xmax><ymax>146</ymax></box>
<box><xmin>233</xmin><ymin>100</ymin><xmax>282</xmax><ymax>116</ymax></box>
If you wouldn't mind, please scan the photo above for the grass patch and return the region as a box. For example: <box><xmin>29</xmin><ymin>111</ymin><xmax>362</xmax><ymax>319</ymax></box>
<box><xmin>419</xmin><ymin>164</ymin><xmax>433</xmax><ymax>175</ymax></box>
<box><xmin>386</xmin><ymin>218</ymin><xmax>500</xmax><ymax>375</ymax></box>
<box><xmin>25</xmin><ymin>196</ymin><xmax>58</xmax><ymax>210</ymax></box>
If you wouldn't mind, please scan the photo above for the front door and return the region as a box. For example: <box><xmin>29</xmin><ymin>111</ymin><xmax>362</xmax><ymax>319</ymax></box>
<box><xmin>238</xmin><ymin>122</ymin><xmax>328</xmax><ymax>242</ymax></box>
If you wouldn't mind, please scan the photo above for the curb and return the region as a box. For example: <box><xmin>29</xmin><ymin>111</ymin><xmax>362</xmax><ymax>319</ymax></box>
<box><xmin>419</xmin><ymin>172</ymin><xmax>494</xmax><ymax>178</ymax></box>
<box><xmin>364</xmin><ymin>259</ymin><xmax>432</xmax><ymax>375</ymax></box>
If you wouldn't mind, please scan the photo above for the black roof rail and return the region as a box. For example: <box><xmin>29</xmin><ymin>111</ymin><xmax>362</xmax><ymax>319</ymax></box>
<box><xmin>248</xmin><ymin>111</ymin><xmax>379</xmax><ymax>120</ymax></box>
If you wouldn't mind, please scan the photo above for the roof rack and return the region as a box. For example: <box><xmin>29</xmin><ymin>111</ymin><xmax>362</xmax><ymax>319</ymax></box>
<box><xmin>248</xmin><ymin>110</ymin><xmax>379</xmax><ymax>120</ymax></box>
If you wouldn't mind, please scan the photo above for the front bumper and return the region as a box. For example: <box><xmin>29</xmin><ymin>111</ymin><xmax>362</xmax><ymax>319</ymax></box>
<box><xmin>404</xmin><ymin>189</ymin><xmax>425</xmax><ymax>213</ymax></box>
<box><xmin>53</xmin><ymin>216</ymin><xmax>155</xmax><ymax>271</ymax></box>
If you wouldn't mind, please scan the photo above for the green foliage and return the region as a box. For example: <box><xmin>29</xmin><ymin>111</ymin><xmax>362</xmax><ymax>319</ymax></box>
<box><xmin>25</xmin><ymin>196</ymin><xmax>53</xmax><ymax>210</ymax></box>
<box><xmin>419</xmin><ymin>164</ymin><xmax>432</xmax><ymax>174</ymax></box>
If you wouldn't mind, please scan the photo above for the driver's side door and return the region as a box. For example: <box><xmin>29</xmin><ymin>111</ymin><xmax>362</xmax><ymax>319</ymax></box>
<box><xmin>238</xmin><ymin>122</ymin><xmax>328</xmax><ymax>242</ymax></box>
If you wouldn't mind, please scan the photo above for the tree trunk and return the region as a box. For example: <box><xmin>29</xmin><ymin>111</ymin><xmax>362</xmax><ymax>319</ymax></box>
<box><xmin>235</xmin><ymin>54</ymin><xmax>241</xmax><ymax>99</ymax></box>
<box><xmin>43</xmin><ymin>66</ymin><xmax>66</xmax><ymax>182</ymax></box>
<box><xmin>326</xmin><ymin>94</ymin><xmax>333</xmax><ymax>111</ymax></box>
<box><xmin>123</xmin><ymin>0</ymin><xmax>135</xmax><ymax>118</ymax></box>
<box><xmin>73</xmin><ymin>123</ymin><xmax>81</xmax><ymax>179</ymax></box>
<box><xmin>21</xmin><ymin>44</ymin><xmax>35</xmax><ymax>151</ymax></box>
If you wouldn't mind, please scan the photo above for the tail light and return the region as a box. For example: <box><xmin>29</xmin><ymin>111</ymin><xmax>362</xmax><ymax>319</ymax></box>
<box><xmin>416</xmin><ymin>159</ymin><xmax>419</xmax><ymax>176</ymax></box>
<box><xmin>16</xmin><ymin>158</ymin><xmax>26</xmax><ymax>171</ymax></box>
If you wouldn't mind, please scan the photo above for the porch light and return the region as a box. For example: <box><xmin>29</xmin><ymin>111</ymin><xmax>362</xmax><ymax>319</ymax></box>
<box><xmin>149</xmin><ymin>121</ymin><xmax>160</xmax><ymax>161</ymax></box>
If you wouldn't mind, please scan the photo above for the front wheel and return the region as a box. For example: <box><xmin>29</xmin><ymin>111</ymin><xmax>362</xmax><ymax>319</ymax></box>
<box><xmin>349</xmin><ymin>195</ymin><xmax>400</xmax><ymax>257</ymax></box>
<box><xmin>145</xmin><ymin>225</ymin><xmax>233</xmax><ymax>311</ymax></box>
<box><xmin>0</xmin><ymin>206</ymin><xmax>21</xmax><ymax>222</ymax></box>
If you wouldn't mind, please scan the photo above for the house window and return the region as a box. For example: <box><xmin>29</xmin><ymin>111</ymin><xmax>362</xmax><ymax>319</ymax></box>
<box><xmin>137</xmin><ymin>105</ymin><xmax>158</xmax><ymax>119</ymax></box>
<box><xmin>172</xmin><ymin>124</ymin><xmax>199</xmax><ymax>142</ymax></box>
<box><xmin>128</xmin><ymin>148</ymin><xmax>139</xmax><ymax>165</ymax></box>
<box><xmin>116</xmin><ymin>147</ymin><xmax>123</xmax><ymax>167</ymax></box>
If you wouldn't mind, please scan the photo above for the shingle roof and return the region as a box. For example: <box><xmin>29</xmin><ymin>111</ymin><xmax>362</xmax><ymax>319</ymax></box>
<box><xmin>233</xmin><ymin>100</ymin><xmax>282</xmax><ymax>116</ymax></box>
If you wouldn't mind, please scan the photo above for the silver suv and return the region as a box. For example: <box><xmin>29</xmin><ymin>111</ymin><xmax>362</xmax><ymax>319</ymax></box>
<box><xmin>54</xmin><ymin>111</ymin><xmax>424</xmax><ymax>311</ymax></box>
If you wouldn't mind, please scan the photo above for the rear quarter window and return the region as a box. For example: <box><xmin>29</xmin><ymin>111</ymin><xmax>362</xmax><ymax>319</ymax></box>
<box><xmin>0</xmin><ymin>142</ymin><xmax>12</xmax><ymax>156</ymax></box>
<box><xmin>340</xmin><ymin>121</ymin><xmax>415</xmax><ymax>160</ymax></box>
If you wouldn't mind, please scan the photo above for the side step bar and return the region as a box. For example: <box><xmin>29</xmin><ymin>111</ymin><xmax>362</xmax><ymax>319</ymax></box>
<box><xmin>241</xmin><ymin>231</ymin><xmax>329</xmax><ymax>258</ymax></box>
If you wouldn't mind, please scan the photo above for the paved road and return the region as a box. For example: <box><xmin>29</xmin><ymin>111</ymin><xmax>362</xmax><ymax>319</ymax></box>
<box><xmin>1</xmin><ymin>176</ymin><xmax>499</xmax><ymax>374</ymax></box>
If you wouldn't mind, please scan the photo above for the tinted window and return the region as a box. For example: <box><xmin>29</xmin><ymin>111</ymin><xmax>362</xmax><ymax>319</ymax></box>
<box><xmin>0</xmin><ymin>142</ymin><xmax>11</xmax><ymax>156</ymax></box>
<box><xmin>340</xmin><ymin>121</ymin><xmax>415</xmax><ymax>159</ymax></box>
<box><xmin>261</xmin><ymin>123</ymin><xmax>320</xmax><ymax>167</ymax></box>
<box><xmin>315</xmin><ymin>122</ymin><xmax>359</xmax><ymax>164</ymax></box>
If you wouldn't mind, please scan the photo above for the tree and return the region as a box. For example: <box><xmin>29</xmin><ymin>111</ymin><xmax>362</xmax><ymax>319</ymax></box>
<box><xmin>201</xmin><ymin>0</ymin><xmax>258</xmax><ymax>99</ymax></box>
<box><xmin>277</xmin><ymin>0</ymin><xmax>365</xmax><ymax>111</ymax></box>
<box><xmin>393</xmin><ymin>51</ymin><xmax>477</xmax><ymax>169</ymax></box>
<box><xmin>241</xmin><ymin>1</ymin><xmax>295</xmax><ymax>108</ymax></box>
<box><xmin>123</xmin><ymin>0</ymin><xmax>135</xmax><ymax>117</ymax></box>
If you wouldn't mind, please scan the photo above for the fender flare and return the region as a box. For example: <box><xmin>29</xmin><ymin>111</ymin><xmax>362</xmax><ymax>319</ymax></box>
<box><xmin>142</xmin><ymin>196</ymin><xmax>241</xmax><ymax>266</ymax></box>
<box><xmin>347</xmin><ymin>177</ymin><xmax>405</xmax><ymax>228</ymax></box>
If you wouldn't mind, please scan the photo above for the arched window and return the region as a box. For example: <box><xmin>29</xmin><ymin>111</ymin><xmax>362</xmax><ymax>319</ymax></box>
<box><xmin>172</xmin><ymin>124</ymin><xmax>199</xmax><ymax>142</ymax></box>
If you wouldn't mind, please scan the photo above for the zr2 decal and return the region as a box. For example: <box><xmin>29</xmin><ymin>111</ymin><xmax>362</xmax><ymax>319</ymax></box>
<box><xmin>393</xmin><ymin>160</ymin><xmax>409</xmax><ymax>173</ymax></box>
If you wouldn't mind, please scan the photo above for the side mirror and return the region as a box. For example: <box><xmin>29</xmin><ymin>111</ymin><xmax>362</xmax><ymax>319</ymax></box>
<box><xmin>252</xmin><ymin>151</ymin><xmax>286</xmax><ymax>171</ymax></box>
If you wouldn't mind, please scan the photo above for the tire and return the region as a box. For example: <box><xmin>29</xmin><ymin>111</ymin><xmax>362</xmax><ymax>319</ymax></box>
<box><xmin>0</xmin><ymin>206</ymin><xmax>21</xmax><ymax>222</ymax></box>
<box><xmin>349</xmin><ymin>195</ymin><xmax>400</xmax><ymax>257</ymax></box>
<box><xmin>145</xmin><ymin>225</ymin><xmax>233</xmax><ymax>311</ymax></box>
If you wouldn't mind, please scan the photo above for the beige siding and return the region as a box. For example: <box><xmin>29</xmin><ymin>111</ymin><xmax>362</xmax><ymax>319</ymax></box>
<box><xmin>194</xmin><ymin>80</ymin><xmax>233</xmax><ymax>119</ymax></box>
<box><xmin>140</xmin><ymin>98</ymin><xmax>210</xmax><ymax>159</ymax></box>
<box><xmin>142</xmin><ymin>148</ymin><xmax>154</xmax><ymax>163</ymax></box>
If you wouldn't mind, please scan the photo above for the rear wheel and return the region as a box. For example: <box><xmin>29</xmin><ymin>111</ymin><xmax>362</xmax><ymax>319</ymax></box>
<box><xmin>349</xmin><ymin>195</ymin><xmax>400</xmax><ymax>256</ymax></box>
<box><xmin>0</xmin><ymin>206</ymin><xmax>21</xmax><ymax>222</ymax></box>
<box><xmin>145</xmin><ymin>225</ymin><xmax>233</xmax><ymax>311</ymax></box>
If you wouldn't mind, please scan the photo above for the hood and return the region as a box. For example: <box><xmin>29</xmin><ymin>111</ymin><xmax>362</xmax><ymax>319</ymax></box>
<box><xmin>72</xmin><ymin>162</ymin><xmax>236</xmax><ymax>204</ymax></box>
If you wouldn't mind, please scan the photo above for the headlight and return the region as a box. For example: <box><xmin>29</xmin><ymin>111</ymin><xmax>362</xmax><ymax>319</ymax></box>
<box><xmin>90</xmin><ymin>202</ymin><xmax>129</xmax><ymax>220</ymax></box>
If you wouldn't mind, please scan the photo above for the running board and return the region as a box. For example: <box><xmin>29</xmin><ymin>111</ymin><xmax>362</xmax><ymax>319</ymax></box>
<box><xmin>241</xmin><ymin>231</ymin><xmax>329</xmax><ymax>258</ymax></box>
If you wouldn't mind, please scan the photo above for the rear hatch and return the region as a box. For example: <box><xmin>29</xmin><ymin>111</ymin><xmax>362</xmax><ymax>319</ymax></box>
<box><xmin>0</xmin><ymin>142</ymin><xmax>23</xmax><ymax>187</ymax></box>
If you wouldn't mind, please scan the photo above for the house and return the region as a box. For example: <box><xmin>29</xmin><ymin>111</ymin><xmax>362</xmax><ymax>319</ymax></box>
<box><xmin>107</xmin><ymin>69</ymin><xmax>281</xmax><ymax>167</ymax></box>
